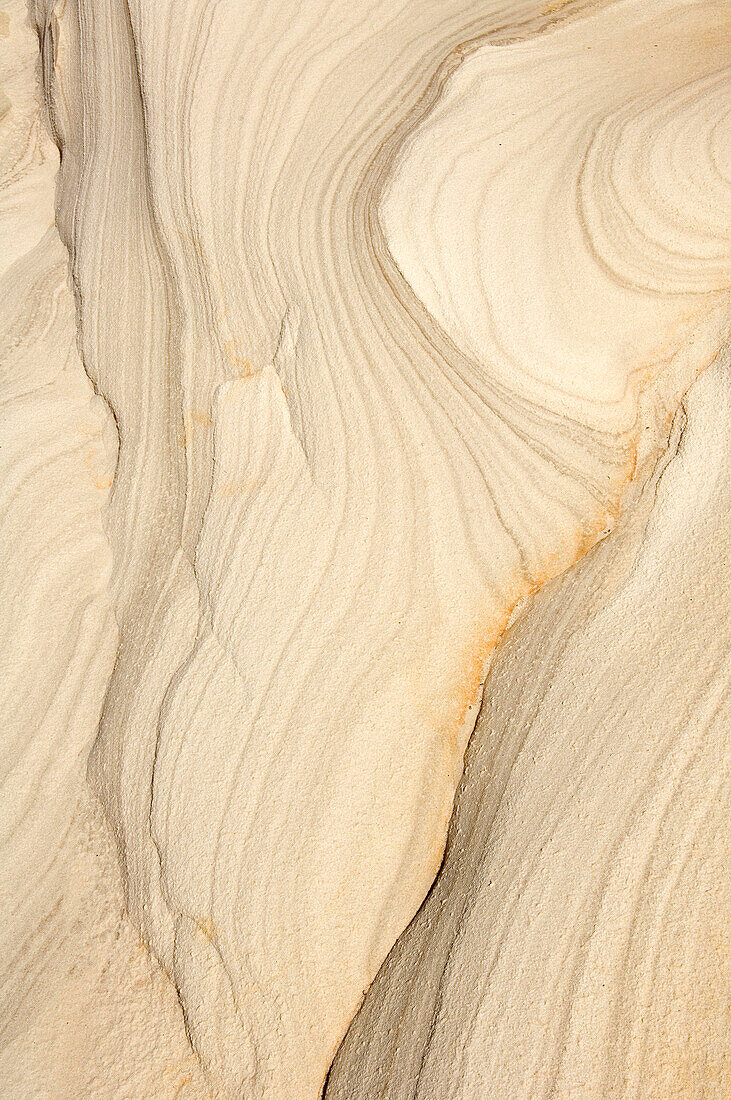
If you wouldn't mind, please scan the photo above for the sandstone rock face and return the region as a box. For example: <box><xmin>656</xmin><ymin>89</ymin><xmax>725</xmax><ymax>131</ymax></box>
<box><xmin>1</xmin><ymin>1</ymin><xmax>728</xmax><ymax>1097</ymax></box>
<box><xmin>327</xmin><ymin>355</ymin><xmax>731</xmax><ymax>1100</ymax></box>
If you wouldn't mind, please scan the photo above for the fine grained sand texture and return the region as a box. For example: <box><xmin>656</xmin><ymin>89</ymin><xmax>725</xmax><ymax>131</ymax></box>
<box><xmin>1</xmin><ymin>1</ymin><xmax>729</xmax><ymax>1097</ymax></box>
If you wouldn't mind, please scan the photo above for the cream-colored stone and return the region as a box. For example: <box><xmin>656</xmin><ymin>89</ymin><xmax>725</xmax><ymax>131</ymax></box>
<box><xmin>1</xmin><ymin>0</ymin><xmax>728</xmax><ymax>1096</ymax></box>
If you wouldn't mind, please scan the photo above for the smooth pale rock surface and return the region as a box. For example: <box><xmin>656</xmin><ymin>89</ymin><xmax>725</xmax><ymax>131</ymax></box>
<box><xmin>1</xmin><ymin>0</ymin><xmax>728</xmax><ymax>1096</ymax></box>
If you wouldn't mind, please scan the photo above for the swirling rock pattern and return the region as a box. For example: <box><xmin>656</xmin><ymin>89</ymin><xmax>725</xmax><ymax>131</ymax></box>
<box><xmin>327</xmin><ymin>356</ymin><xmax>730</xmax><ymax>1099</ymax></box>
<box><xmin>0</xmin><ymin>2</ymin><xmax>210</xmax><ymax>1095</ymax></box>
<box><xmin>1</xmin><ymin>0</ymin><xmax>728</xmax><ymax>1096</ymax></box>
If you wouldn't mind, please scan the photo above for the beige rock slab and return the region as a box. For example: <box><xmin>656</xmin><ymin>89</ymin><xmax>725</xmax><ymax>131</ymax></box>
<box><xmin>1</xmin><ymin>0</ymin><xmax>728</xmax><ymax>1096</ymax></box>
<box><xmin>327</xmin><ymin>349</ymin><xmax>730</xmax><ymax>1100</ymax></box>
<box><xmin>0</xmin><ymin>3</ymin><xmax>212</xmax><ymax>1095</ymax></box>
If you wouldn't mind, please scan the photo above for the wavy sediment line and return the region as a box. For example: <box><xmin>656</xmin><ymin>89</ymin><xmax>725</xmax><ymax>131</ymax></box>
<box><xmin>326</xmin><ymin>348</ymin><xmax>730</xmax><ymax>1099</ymax></box>
<box><xmin>0</xmin><ymin>2</ymin><xmax>211</xmax><ymax>1095</ymax></box>
<box><xmin>3</xmin><ymin>0</ymin><xmax>729</xmax><ymax>1096</ymax></box>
